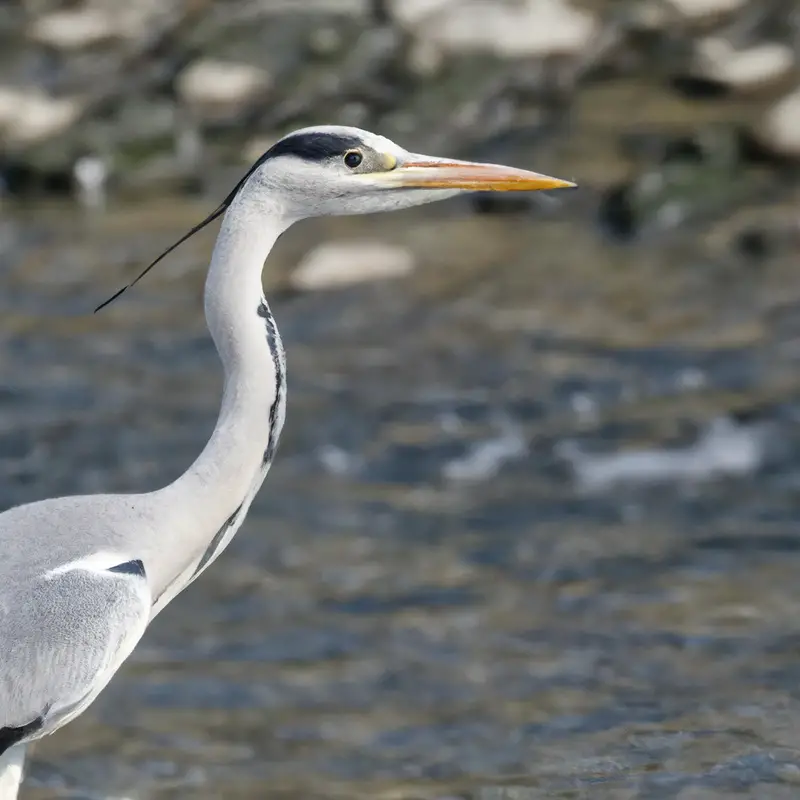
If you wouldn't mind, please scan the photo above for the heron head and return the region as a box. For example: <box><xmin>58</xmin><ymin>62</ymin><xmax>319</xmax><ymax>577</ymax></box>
<box><xmin>245</xmin><ymin>124</ymin><xmax>575</xmax><ymax>219</ymax></box>
<box><xmin>95</xmin><ymin>125</ymin><xmax>575</xmax><ymax>311</ymax></box>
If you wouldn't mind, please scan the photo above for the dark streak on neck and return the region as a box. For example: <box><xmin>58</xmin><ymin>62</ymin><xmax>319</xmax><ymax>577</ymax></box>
<box><xmin>258</xmin><ymin>298</ymin><xmax>285</xmax><ymax>466</ymax></box>
<box><xmin>192</xmin><ymin>501</ymin><xmax>244</xmax><ymax>579</ymax></box>
<box><xmin>186</xmin><ymin>301</ymin><xmax>284</xmax><ymax>584</ymax></box>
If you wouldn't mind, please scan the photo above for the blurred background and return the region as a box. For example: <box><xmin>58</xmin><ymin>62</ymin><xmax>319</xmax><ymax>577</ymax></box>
<box><xmin>4</xmin><ymin>0</ymin><xmax>800</xmax><ymax>797</ymax></box>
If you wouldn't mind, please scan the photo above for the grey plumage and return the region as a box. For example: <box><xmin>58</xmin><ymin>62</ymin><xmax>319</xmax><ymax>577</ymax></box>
<box><xmin>0</xmin><ymin>514</ymin><xmax>151</xmax><ymax>739</ymax></box>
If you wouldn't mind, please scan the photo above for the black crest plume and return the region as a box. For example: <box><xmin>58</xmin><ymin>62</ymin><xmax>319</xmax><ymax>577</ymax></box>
<box><xmin>94</xmin><ymin>199</ymin><xmax>226</xmax><ymax>312</ymax></box>
<box><xmin>94</xmin><ymin>156</ymin><xmax>267</xmax><ymax>312</ymax></box>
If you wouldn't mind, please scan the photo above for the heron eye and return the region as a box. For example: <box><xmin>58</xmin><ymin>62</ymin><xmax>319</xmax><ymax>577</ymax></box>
<box><xmin>344</xmin><ymin>150</ymin><xmax>363</xmax><ymax>169</ymax></box>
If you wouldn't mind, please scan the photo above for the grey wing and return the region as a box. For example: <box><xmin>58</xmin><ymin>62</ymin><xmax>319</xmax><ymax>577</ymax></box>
<box><xmin>0</xmin><ymin>555</ymin><xmax>151</xmax><ymax>749</ymax></box>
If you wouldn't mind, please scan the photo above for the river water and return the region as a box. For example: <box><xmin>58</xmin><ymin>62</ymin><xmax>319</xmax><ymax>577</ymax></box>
<box><xmin>5</xmin><ymin>133</ymin><xmax>800</xmax><ymax>799</ymax></box>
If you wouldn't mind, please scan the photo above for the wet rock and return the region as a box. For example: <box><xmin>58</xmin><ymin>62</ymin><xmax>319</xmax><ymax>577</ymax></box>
<box><xmin>290</xmin><ymin>241</ymin><xmax>416</xmax><ymax>291</ymax></box>
<box><xmin>751</xmin><ymin>88</ymin><xmax>800</xmax><ymax>160</ymax></box>
<box><xmin>680</xmin><ymin>38</ymin><xmax>794</xmax><ymax>95</ymax></box>
<box><xmin>176</xmin><ymin>59</ymin><xmax>272</xmax><ymax>117</ymax></box>
<box><xmin>28</xmin><ymin>8</ymin><xmax>119</xmax><ymax>51</ymax></box>
<box><xmin>392</xmin><ymin>0</ymin><xmax>597</xmax><ymax>59</ymax></box>
<box><xmin>0</xmin><ymin>87</ymin><xmax>83</xmax><ymax>146</ymax></box>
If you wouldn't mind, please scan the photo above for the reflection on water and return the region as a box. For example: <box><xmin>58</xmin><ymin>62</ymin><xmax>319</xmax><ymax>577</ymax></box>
<box><xmin>556</xmin><ymin>415</ymin><xmax>775</xmax><ymax>492</ymax></box>
<box><xmin>5</xmin><ymin>188</ymin><xmax>800</xmax><ymax>800</ymax></box>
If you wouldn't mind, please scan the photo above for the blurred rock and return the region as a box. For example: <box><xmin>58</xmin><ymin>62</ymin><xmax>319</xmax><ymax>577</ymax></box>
<box><xmin>28</xmin><ymin>8</ymin><xmax>118</xmax><ymax>50</ymax></box>
<box><xmin>0</xmin><ymin>87</ymin><xmax>83</xmax><ymax>145</ymax></box>
<box><xmin>631</xmin><ymin>0</ymin><xmax>750</xmax><ymax>32</ymax></box>
<box><xmin>176</xmin><ymin>59</ymin><xmax>272</xmax><ymax>116</ymax></box>
<box><xmin>307</xmin><ymin>26</ymin><xmax>346</xmax><ymax>59</ymax></box>
<box><xmin>27</xmin><ymin>2</ymin><xmax>173</xmax><ymax>50</ymax></box>
<box><xmin>405</xmin><ymin>38</ymin><xmax>446</xmax><ymax>79</ymax></box>
<box><xmin>684</xmin><ymin>38</ymin><xmax>794</xmax><ymax>94</ymax></box>
<box><xmin>393</xmin><ymin>0</ymin><xmax>597</xmax><ymax>59</ymax></box>
<box><xmin>387</xmin><ymin>0</ymin><xmax>452</xmax><ymax>28</ymax></box>
<box><xmin>752</xmin><ymin>88</ymin><xmax>800</xmax><ymax>159</ymax></box>
<box><xmin>598</xmin><ymin>126</ymin><xmax>750</xmax><ymax>240</ymax></box>
<box><xmin>290</xmin><ymin>241</ymin><xmax>416</xmax><ymax>291</ymax></box>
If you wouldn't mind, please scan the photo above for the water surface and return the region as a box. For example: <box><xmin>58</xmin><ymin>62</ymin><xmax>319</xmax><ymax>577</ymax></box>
<box><xmin>5</xmin><ymin>167</ymin><xmax>800</xmax><ymax>800</ymax></box>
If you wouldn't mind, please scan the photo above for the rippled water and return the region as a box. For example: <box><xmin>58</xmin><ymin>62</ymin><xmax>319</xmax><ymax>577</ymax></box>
<box><xmin>5</xmin><ymin>184</ymin><xmax>800</xmax><ymax>800</ymax></box>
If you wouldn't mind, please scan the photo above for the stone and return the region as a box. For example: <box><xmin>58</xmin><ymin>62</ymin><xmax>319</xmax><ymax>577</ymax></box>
<box><xmin>307</xmin><ymin>26</ymin><xmax>346</xmax><ymax>59</ymax></box>
<box><xmin>632</xmin><ymin>0</ymin><xmax>748</xmax><ymax>30</ymax></box>
<box><xmin>406</xmin><ymin>38</ymin><xmax>446</xmax><ymax>79</ymax></box>
<box><xmin>290</xmin><ymin>241</ymin><xmax>416</xmax><ymax>290</ymax></box>
<box><xmin>0</xmin><ymin>87</ymin><xmax>83</xmax><ymax>145</ymax></box>
<box><xmin>392</xmin><ymin>0</ymin><xmax>596</xmax><ymax>59</ymax></box>
<box><xmin>28</xmin><ymin>8</ymin><xmax>118</xmax><ymax>50</ymax></box>
<box><xmin>690</xmin><ymin>38</ymin><xmax>794</xmax><ymax>93</ymax></box>
<box><xmin>753</xmin><ymin>89</ymin><xmax>800</xmax><ymax>159</ymax></box>
<box><xmin>176</xmin><ymin>59</ymin><xmax>272</xmax><ymax>110</ymax></box>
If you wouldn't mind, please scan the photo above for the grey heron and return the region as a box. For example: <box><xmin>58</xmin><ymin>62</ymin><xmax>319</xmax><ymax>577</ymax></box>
<box><xmin>0</xmin><ymin>125</ymin><xmax>574</xmax><ymax>798</ymax></box>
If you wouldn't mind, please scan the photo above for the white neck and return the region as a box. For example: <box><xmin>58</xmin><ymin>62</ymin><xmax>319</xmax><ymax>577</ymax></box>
<box><xmin>148</xmin><ymin>190</ymin><xmax>290</xmax><ymax>608</ymax></box>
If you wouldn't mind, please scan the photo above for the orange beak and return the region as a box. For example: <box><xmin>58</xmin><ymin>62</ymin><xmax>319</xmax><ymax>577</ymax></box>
<box><xmin>386</xmin><ymin>157</ymin><xmax>576</xmax><ymax>192</ymax></box>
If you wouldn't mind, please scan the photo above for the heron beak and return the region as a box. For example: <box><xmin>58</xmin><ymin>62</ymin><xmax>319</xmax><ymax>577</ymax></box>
<box><xmin>385</xmin><ymin>157</ymin><xmax>576</xmax><ymax>192</ymax></box>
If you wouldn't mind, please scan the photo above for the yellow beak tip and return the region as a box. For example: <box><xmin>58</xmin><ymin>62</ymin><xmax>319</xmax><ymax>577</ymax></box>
<box><xmin>547</xmin><ymin>178</ymin><xmax>577</xmax><ymax>190</ymax></box>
